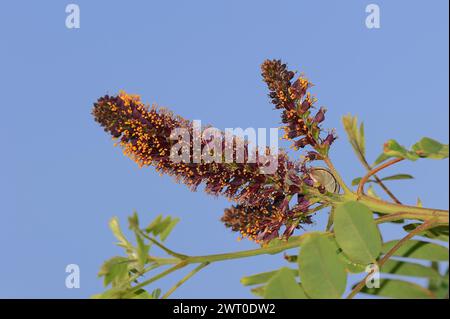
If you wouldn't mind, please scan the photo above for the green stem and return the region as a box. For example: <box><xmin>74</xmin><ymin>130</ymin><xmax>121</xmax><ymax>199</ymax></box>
<box><xmin>305</xmin><ymin>171</ymin><xmax>448</xmax><ymax>225</ymax></box>
<box><xmin>374</xmin><ymin>212</ymin><xmax>410</xmax><ymax>224</ymax></box>
<box><xmin>127</xmin><ymin>263</ymin><xmax>161</xmax><ymax>285</ymax></box>
<box><xmin>306</xmin><ymin>156</ymin><xmax>448</xmax><ymax>224</ymax></box>
<box><xmin>359</xmin><ymin>195</ymin><xmax>449</xmax><ymax>225</ymax></box>
<box><xmin>148</xmin><ymin>235</ymin><xmax>310</xmax><ymax>266</ymax></box>
<box><xmin>357</xmin><ymin>152</ymin><xmax>403</xmax><ymax>204</ymax></box>
<box><xmin>162</xmin><ymin>262</ymin><xmax>210</xmax><ymax>299</ymax></box>
<box><xmin>357</xmin><ymin>158</ymin><xmax>404</xmax><ymax>196</ymax></box>
<box><xmin>148</xmin><ymin>256</ymin><xmax>181</xmax><ymax>265</ymax></box>
<box><xmin>137</xmin><ymin>229</ymin><xmax>188</xmax><ymax>259</ymax></box>
<box><xmin>123</xmin><ymin>261</ymin><xmax>188</xmax><ymax>298</ymax></box>
<box><xmin>186</xmin><ymin>236</ymin><xmax>307</xmax><ymax>264</ymax></box>
<box><xmin>126</xmin><ymin>234</ymin><xmax>312</xmax><ymax>296</ymax></box>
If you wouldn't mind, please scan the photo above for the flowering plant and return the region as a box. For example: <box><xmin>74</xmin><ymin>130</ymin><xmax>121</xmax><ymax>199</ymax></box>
<box><xmin>92</xmin><ymin>60</ymin><xmax>448</xmax><ymax>299</ymax></box>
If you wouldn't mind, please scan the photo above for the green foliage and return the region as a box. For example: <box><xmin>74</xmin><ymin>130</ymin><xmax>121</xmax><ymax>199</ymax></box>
<box><xmin>298</xmin><ymin>233</ymin><xmax>347</xmax><ymax>299</ymax></box>
<box><xmin>403</xmin><ymin>224</ymin><xmax>449</xmax><ymax>242</ymax></box>
<box><xmin>145</xmin><ymin>214</ymin><xmax>180</xmax><ymax>241</ymax></box>
<box><xmin>380</xmin><ymin>260</ymin><xmax>441</xmax><ymax>280</ymax></box>
<box><xmin>94</xmin><ymin>213</ymin><xmax>180</xmax><ymax>299</ymax></box>
<box><xmin>337</xmin><ymin>251</ymin><xmax>367</xmax><ymax>274</ymax></box>
<box><xmin>428</xmin><ymin>265</ymin><xmax>449</xmax><ymax>299</ymax></box>
<box><xmin>342</xmin><ymin>114</ymin><xmax>366</xmax><ymax>165</ymax></box>
<box><xmin>98</xmin><ymin>256</ymin><xmax>130</xmax><ymax>288</ymax></box>
<box><xmin>360</xmin><ymin>279</ymin><xmax>435</xmax><ymax>299</ymax></box>
<box><xmin>109</xmin><ymin>217</ymin><xmax>134</xmax><ymax>255</ymax></box>
<box><xmin>263</xmin><ymin>268</ymin><xmax>308</xmax><ymax>299</ymax></box>
<box><xmin>97</xmin><ymin>207</ymin><xmax>449</xmax><ymax>299</ymax></box>
<box><xmin>412</xmin><ymin>137</ymin><xmax>449</xmax><ymax>159</ymax></box>
<box><xmin>324</xmin><ymin>237</ymin><xmax>366</xmax><ymax>274</ymax></box>
<box><xmin>334</xmin><ymin>202</ymin><xmax>382</xmax><ymax>264</ymax></box>
<box><xmin>97</xmin><ymin>183</ymin><xmax>449</xmax><ymax>300</ymax></box>
<box><xmin>362</xmin><ymin>238</ymin><xmax>449</xmax><ymax>299</ymax></box>
<box><xmin>241</xmin><ymin>268</ymin><xmax>298</xmax><ymax>286</ymax></box>
<box><xmin>381</xmin><ymin>240</ymin><xmax>449</xmax><ymax>261</ymax></box>
<box><xmin>241</xmin><ymin>267</ymin><xmax>308</xmax><ymax>299</ymax></box>
<box><xmin>374</xmin><ymin>137</ymin><xmax>449</xmax><ymax>165</ymax></box>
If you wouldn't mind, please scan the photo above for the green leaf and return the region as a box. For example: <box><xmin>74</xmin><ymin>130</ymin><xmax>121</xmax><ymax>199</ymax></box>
<box><xmin>360</xmin><ymin>279</ymin><xmax>435</xmax><ymax>299</ymax></box>
<box><xmin>128</xmin><ymin>211</ymin><xmax>140</xmax><ymax>231</ymax></box>
<box><xmin>351</xmin><ymin>174</ymin><xmax>413</xmax><ymax>187</ymax></box>
<box><xmin>375</xmin><ymin>137</ymin><xmax>448</xmax><ymax>164</ymax></box>
<box><xmin>263</xmin><ymin>267</ymin><xmax>308</xmax><ymax>299</ymax></box>
<box><xmin>343</xmin><ymin>260</ymin><xmax>367</xmax><ymax>274</ymax></box>
<box><xmin>351</xmin><ymin>177</ymin><xmax>365</xmax><ymax>186</ymax></box>
<box><xmin>412</xmin><ymin>137</ymin><xmax>449</xmax><ymax>159</ymax></box>
<box><xmin>298</xmin><ymin>233</ymin><xmax>347</xmax><ymax>299</ymax></box>
<box><xmin>380</xmin><ymin>174</ymin><xmax>414</xmax><ymax>181</ymax></box>
<box><xmin>98</xmin><ymin>256</ymin><xmax>130</xmax><ymax>288</ymax></box>
<box><xmin>382</xmin><ymin>240</ymin><xmax>448</xmax><ymax>261</ymax></box>
<box><xmin>373</xmin><ymin>152</ymin><xmax>391</xmax><ymax>166</ymax></box>
<box><xmin>381</xmin><ymin>260</ymin><xmax>441</xmax><ymax>279</ymax></box>
<box><xmin>135</xmin><ymin>233</ymin><xmax>150</xmax><ymax>269</ymax></box>
<box><xmin>429</xmin><ymin>278</ymin><xmax>448</xmax><ymax>299</ymax></box>
<box><xmin>159</xmin><ymin>217</ymin><xmax>180</xmax><ymax>241</ymax></box>
<box><xmin>151</xmin><ymin>216</ymin><xmax>171</xmax><ymax>235</ymax></box>
<box><xmin>359</xmin><ymin>122</ymin><xmax>366</xmax><ymax>157</ymax></box>
<box><xmin>342</xmin><ymin>114</ymin><xmax>366</xmax><ymax>165</ymax></box>
<box><xmin>429</xmin><ymin>266</ymin><xmax>448</xmax><ymax>299</ymax></box>
<box><xmin>403</xmin><ymin>224</ymin><xmax>449</xmax><ymax>242</ymax></box>
<box><xmin>145</xmin><ymin>215</ymin><xmax>180</xmax><ymax>241</ymax></box>
<box><xmin>383</xmin><ymin>139</ymin><xmax>420</xmax><ymax>161</ymax></box>
<box><xmin>151</xmin><ymin>288</ymin><xmax>162</xmax><ymax>299</ymax></box>
<box><xmin>145</xmin><ymin>215</ymin><xmax>163</xmax><ymax>233</ymax></box>
<box><xmin>109</xmin><ymin>217</ymin><xmax>133</xmax><ymax>254</ymax></box>
<box><xmin>330</xmin><ymin>239</ymin><xmax>367</xmax><ymax>274</ymax></box>
<box><xmin>334</xmin><ymin>201</ymin><xmax>382</xmax><ymax>265</ymax></box>
<box><xmin>130</xmin><ymin>289</ymin><xmax>154</xmax><ymax>299</ymax></box>
<box><xmin>241</xmin><ymin>268</ymin><xmax>298</xmax><ymax>286</ymax></box>
<box><xmin>352</xmin><ymin>177</ymin><xmax>362</xmax><ymax>186</ymax></box>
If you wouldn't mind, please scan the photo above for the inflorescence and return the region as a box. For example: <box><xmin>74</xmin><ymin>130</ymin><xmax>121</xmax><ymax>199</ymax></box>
<box><xmin>261</xmin><ymin>59</ymin><xmax>336</xmax><ymax>154</ymax></box>
<box><xmin>92</xmin><ymin>59</ymin><xmax>336</xmax><ymax>242</ymax></box>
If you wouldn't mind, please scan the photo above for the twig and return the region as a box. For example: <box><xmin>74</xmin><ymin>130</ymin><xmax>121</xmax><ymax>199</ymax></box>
<box><xmin>162</xmin><ymin>262</ymin><xmax>210</xmax><ymax>299</ymax></box>
<box><xmin>346</xmin><ymin>220</ymin><xmax>436</xmax><ymax>299</ymax></box>
<box><xmin>357</xmin><ymin>158</ymin><xmax>404</xmax><ymax>197</ymax></box>
<box><xmin>361</xmin><ymin>194</ymin><xmax>449</xmax><ymax>225</ymax></box>
<box><xmin>137</xmin><ymin>228</ymin><xmax>188</xmax><ymax>259</ymax></box>
<box><xmin>371</xmin><ymin>174</ymin><xmax>402</xmax><ymax>204</ymax></box>
<box><xmin>123</xmin><ymin>261</ymin><xmax>188</xmax><ymax>298</ymax></box>
<box><xmin>358</xmin><ymin>156</ymin><xmax>403</xmax><ymax>204</ymax></box>
<box><xmin>121</xmin><ymin>234</ymin><xmax>311</xmax><ymax>298</ymax></box>
<box><xmin>374</xmin><ymin>212</ymin><xmax>411</xmax><ymax>224</ymax></box>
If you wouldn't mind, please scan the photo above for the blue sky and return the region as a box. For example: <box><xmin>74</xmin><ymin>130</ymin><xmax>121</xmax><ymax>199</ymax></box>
<box><xmin>0</xmin><ymin>0</ymin><xmax>448</xmax><ymax>298</ymax></box>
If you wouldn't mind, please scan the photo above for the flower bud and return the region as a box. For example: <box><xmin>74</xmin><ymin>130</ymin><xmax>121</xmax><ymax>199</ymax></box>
<box><xmin>313</xmin><ymin>107</ymin><xmax>326</xmax><ymax>123</ymax></box>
